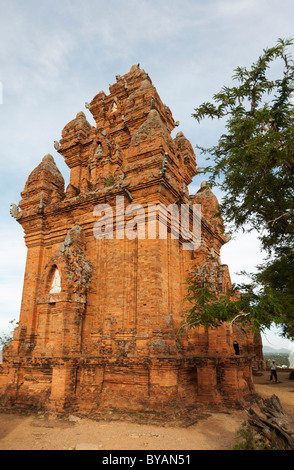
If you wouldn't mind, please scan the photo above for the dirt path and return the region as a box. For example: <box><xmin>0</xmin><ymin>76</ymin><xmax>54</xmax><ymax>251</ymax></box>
<box><xmin>0</xmin><ymin>371</ymin><xmax>293</xmax><ymax>451</ymax></box>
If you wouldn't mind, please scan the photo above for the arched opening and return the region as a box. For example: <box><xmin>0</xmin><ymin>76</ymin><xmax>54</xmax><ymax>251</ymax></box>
<box><xmin>49</xmin><ymin>267</ymin><xmax>62</xmax><ymax>295</ymax></box>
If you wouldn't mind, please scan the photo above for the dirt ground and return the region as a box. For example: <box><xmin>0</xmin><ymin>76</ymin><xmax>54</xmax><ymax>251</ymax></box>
<box><xmin>0</xmin><ymin>370</ymin><xmax>293</xmax><ymax>451</ymax></box>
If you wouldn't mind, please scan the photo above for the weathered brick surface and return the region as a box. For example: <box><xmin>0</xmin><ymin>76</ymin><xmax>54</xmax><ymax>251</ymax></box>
<box><xmin>0</xmin><ymin>65</ymin><xmax>263</xmax><ymax>414</ymax></box>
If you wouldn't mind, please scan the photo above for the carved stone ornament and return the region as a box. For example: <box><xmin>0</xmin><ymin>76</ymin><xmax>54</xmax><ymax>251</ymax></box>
<box><xmin>37</xmin><ymin>224</ymin><xmax>92</xmax><ymax>305</ymax></box>
<box><xmin>10</xmin><ymin>203</ymin><xmax>20</xmax><ymax>219</ymax></box>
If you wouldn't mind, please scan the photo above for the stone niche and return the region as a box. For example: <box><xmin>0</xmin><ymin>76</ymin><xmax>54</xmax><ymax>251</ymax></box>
<box><xmin>0</xmin><ymin>65</ymin><xmax>263</xmax><ymax>415</ymax></box>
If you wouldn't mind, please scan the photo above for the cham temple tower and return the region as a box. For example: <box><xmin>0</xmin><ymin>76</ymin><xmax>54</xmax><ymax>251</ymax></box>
<box><xmin>0</xmin><ymin>64</ymin><xmax>263</xmax><ymax>414</ymax></box>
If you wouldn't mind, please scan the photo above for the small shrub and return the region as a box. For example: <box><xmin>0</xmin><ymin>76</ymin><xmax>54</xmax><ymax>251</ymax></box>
<box><xmin>233</xmin><ymin>422</ymin><xmax>274</xmax><ymax>450</ymax></box>
<box><xmin>105</xmin><ymin>174</ymin><xmax>114</xmax><ymax>187</ymax></box>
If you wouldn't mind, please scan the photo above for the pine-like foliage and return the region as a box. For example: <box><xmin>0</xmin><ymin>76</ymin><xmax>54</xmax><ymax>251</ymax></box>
<box><xmin>187</xmin><ymin>39</ymin><xmax>294</xmax><ymax>339</ymax></box>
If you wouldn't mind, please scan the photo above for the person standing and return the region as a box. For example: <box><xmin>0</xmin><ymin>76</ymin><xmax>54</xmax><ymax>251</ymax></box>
<box><xmin>270</xmin><ymin>360</ymin><xmax>278</xmax><ymax>382</ymax></box>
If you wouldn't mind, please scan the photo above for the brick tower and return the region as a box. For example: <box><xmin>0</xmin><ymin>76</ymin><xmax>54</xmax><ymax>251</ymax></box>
<box><xmin>0</xmin><ymin>65</ymin><xmax>262</xmax><ymax>414</ymax></box>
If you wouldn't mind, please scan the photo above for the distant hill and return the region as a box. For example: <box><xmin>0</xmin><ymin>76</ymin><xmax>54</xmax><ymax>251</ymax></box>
<box><xmin>263</xmin><ymin>345</ymin><xmax>291</xmax><ymax>354</ymax></box>
<box><xmin>263</xmin><ymin>346</ymin><xmax>291</xmax><ymax>367</ymax></box>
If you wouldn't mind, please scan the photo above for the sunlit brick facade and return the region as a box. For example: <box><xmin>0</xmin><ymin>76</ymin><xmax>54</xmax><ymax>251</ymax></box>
<box><xmin>0</xmin><ymin>65</ymin><xmax>262</xmax><ymax>414</ymax></box>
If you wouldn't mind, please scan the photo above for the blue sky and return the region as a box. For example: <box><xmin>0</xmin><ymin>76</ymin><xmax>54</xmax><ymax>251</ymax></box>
<box><xmin>0</xmin><ymin>0</ymin><xmax>293</xmax><ymax>350</ymax></box>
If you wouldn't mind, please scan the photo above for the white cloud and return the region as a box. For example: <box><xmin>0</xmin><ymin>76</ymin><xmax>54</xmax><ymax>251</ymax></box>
<box><xmin>262</xmin><ymin>328</ymin><xmax>294</xmax><ymax>351</ymax></box>
<box><xmin>221</xmin><ymin>229</ymin><xmax>266</xmax><ymax>284</ymax></box>
<box><xmin>1</xmin><ymin>29</ymin><xmax>73</xmax><ymax>98</ymax></box>
<box><xmin>217</xmin><ymin>0</ymin><xmax>264</xmax><ymax>16</ymax></box>
<box><xmin>0</xmin><ymin>228</ymin><xmax>26</xmax><ymax>330</ymax></box>
<box><xmin>67</xmin><ymin>0</ymin><xmax>206</xmax><ymax>45</ymax></box>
